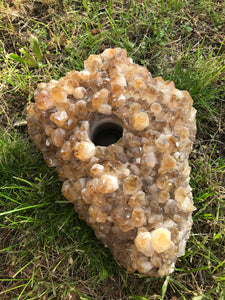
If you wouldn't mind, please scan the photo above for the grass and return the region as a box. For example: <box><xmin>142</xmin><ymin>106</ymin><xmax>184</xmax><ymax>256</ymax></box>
<box><xmin>0</xmin><ymin>0</ymin><xmax>225</xmax><ymax>299</ymax></box>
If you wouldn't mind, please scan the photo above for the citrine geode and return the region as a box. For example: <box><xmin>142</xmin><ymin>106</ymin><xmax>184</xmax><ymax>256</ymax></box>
<box><xmin>27</xmin><ymin>48</ymin><xmax>196</xmax><ymax>276</ymax></box>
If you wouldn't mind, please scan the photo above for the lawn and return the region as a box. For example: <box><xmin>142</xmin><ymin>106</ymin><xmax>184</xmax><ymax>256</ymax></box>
<box><xmin>0</xmin><ymin>0</ymin><xmax>225</xmax><ymax>299</ymax></box>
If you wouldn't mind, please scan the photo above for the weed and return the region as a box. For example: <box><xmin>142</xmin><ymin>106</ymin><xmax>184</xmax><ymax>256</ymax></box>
<box><xmin>8</xmin><ymin>35</ymin><xmax>43</xmax><ymax>68</ymax></box>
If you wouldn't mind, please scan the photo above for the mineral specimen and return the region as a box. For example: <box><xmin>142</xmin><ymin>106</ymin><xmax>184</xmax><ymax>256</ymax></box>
<box><xmin>27</xmin><ymin>48</ymin><xmax>196</xmax><ymax>277</ymax></box>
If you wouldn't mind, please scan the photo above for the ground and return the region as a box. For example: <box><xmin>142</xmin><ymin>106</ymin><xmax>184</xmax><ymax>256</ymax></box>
<box><xmin>0</xmin><ymin>1</ymin><xmax>225</xmax><ymax>299</ymax></box>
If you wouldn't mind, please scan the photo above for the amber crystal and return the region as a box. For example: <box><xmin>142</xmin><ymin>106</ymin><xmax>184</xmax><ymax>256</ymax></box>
<box><xmin>27</xmin><ymin>48</ymin><xmax>196</xmax><ymax>277</ymax></box>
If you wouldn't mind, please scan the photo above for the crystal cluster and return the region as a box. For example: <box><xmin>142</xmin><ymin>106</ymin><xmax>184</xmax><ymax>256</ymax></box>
<box><xmin>27</xmin><ymin>48</ymin><xmax>196</xmax><ymax>276</ymax></box>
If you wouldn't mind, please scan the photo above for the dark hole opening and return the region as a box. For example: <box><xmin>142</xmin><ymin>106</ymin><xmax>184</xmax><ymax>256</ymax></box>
<box><xmin>91</xmin><ymin>122</ymin><xmax>123</xmax><ymax>147</ymax></box>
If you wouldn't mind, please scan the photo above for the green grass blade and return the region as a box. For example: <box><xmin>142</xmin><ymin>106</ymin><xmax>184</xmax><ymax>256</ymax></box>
<box><xmin>7</xmin><ymin>53</ymin><xmax>27</xmax><ymax>65</ymax></box>
<box><xmin>30</xmin><ymin>35</ymin><xmax>43</xmax><ymax>63</ymax></box>
<box><xmin>0</xmin><ymin>204</ymin><xmax>47</xmax><ymax>217</ymax></box>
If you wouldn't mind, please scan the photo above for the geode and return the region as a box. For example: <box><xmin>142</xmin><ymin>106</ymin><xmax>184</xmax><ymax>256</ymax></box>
<box><xmin>27</xmin><ymin>48</ymin><xmax>196</xmax><ymax>277</ymax></box>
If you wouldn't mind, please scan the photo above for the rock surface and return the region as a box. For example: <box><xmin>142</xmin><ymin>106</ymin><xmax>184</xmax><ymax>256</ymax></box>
<box><xmin>27</xmin><ymin>48</ymin><xmax>196</xmax><ymax>276</ymax></box>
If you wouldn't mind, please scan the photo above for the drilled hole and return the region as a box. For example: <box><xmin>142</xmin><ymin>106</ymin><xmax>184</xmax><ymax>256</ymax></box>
<box><xmin>91</xmin><ymin>122</ymin><xmax>123</xmax><ymax>147</ymax></box>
